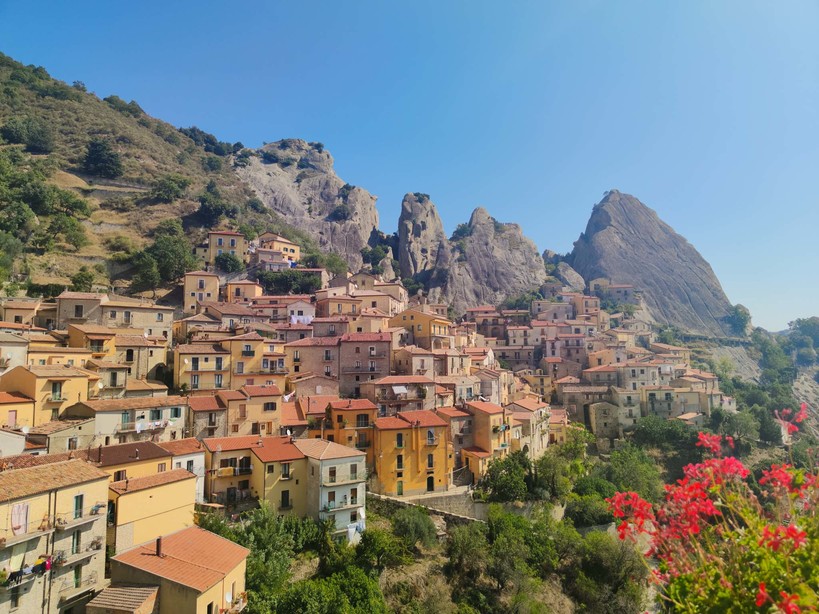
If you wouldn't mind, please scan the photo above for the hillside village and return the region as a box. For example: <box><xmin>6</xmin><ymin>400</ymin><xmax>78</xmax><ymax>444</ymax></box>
<box><xmin>0</xmin><ymin>226</ymin><xmax>741</xmax><ymax>613</ymax></box>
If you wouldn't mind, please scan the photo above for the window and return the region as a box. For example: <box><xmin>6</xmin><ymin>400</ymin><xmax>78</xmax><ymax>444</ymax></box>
<box><xmin>324</xmin><ymin>366</ymin><xmax>331</xmax><ymax>376</ymax></box>
<box><xmin>324</xmin><ymin>349</ymin><xmax>332</xmax><ymax>361</ymax></box>
<box><xmin>369</xmin><ymin>346</ymin><xmax>376</xmax><ymax>356</ymax></box>
<box><xmin>114</xmin><ymin>470</ymin><xmax>127</xmax><ymax>481</ymax></box>
<box><xmin>236</xmin><ymin>361</ymin><xmax>244</xmax><ymax>375</ymax></box>
<box><xmin>231</xmin><ymin>424</ymin><xmax>239</xmax><ymax>433</ymax></box>
<box><xmin>281</xmin><ymin>463</ymin><xmax>291</xmax><ymax>479</ymax></box>
<box><xmin>215</xmin><ymin>357</ymin><xmax>223</xmax><ymax>370</ymax></box>
<box><xmin>71</xmin><ymin>529</ymin><xmax>81</xmax><ymax>555</ymax></box>
<box><xmin>192</xmin><ymin>374</ymin><xmax>200</xmax><ymax>389</ymax></box>
<box><xmin>157</xmin><ymin>463</ymin><xmax>167</xmax><ymax>472</ymax></box>
<box><xmin>217</xmin><ymin>237</ymin><xmax>224</xmax><ymax>246</ymax></box>
<box><xmin>67</xmin><ymin>437</ymin><xmax>78</xmax><ymax>450</ymax></box>
<box><xmin>396</xmin><ymin>433</ymin><xmax>404</xmax><ymax>448</ymax></box>
<box><xmin>171</xmin><ymin>407</ymin><xmax>181</xmax><ymax>419</ymax></box>
<box><xmin>263</xmin><ymin>402</ymin><xmax>276</xmax><ymax>412</ymax></box>
<box><xmin>150</xmin><ymin>409</ymin><xmax>161</xmax><ymax>421</ymax></box>
<box><xmin>397</xmin><ymin>454</ymin><xmax>404</xmax><ymax>470</ymax></box>
<box><xmin>267</xmin><ymin>465</ymin><xmax>275</xmax><ymax>474</ymax></box>
<box><xmin>51</xmin><ymin>381</ymin><xmax>63</xmax><ymax>400</ymax></box>
<box><xmin>427</xmin><ymin>453</ymin><xmax>434</xmax><ymax>468</ymax></box>
<box><xmin>351</xmin><ymin>510</ymin><xmax>358</xmax><ymax>522</ymax></box>
<box><xmin>74</xmin><ymin>305</ymin><xmax>84</xmax><ymax>318</ymax></box>
<box><xmin>157</xmin><ymin>313</ymin><xmax>164</xmax><ymax>322</ymax></box>
<box><xmin>125</xmin><ymin>348</ymin><xmax>134</xmax><ymax>362</ymax></box>
<box><xmin>281</xmin><ymin>490</ymin><xmax>291</xmax><ymax>509</ymax></box>
<box><xmin>215</xmin><ymin>374</ymin><xmax>223</xmax><ymax>388</ymax></box>
<box><xmin>124</xmin><ymin>311</ymin><xmax>131</xmax><ymax>323</ymax></box>
<box><xmin>329</xmin><ymin>467</ymin><xmax>337</xmax><ymax>483</ymax></box>
<box><xmin>355</xmin><ymin>346</ymin><xmax>360</xmax><ymax>354</ymax></box>
<box><xmin>350</xmin><ymin>464</ymin><xmax>357</xmax><ymax>480</ymax></box>
<box><xmin>74</xmin><ymin>494</ymin><xmax>83</xmax><ymax>519</ymax></box>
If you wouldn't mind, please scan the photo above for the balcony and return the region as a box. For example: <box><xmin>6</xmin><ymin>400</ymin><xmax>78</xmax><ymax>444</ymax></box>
<box><xmin>321</xmin><ymin>498</ymin><xmax>361</xmax><ymax>512</ymax></box>
<box><xmin>46</xmin><ymin>394</ymin><xmax>67</xmax><ymax>404</ymax></box>
<box><xmin>0</xmin><ymin>519</ymin><xmax>54</xmax><ymax>548</ymax></box>
<box><xmin>322</xmin><ymin>471</ymin><xmax>365</xmax><ymax>486</ymax></box>
<box><xmin>235</xmin><ymin>466</ymin><xmax>253</xmax><ymax>476</ymax></box>
<box><xmin>1</xmin><ymin>569</ymin><xmax>38</xmax><ymax>591</ymax></box>
<box><xmin>355</xmin><ymin>439</ymin><xmax>370</xmax><ymax>449</ymax></box>
<box><xmin>229</xmin><ymin>592</ymin><xmax>248</xmax><ymax>613</ymax></box>
<box><xmin>57</xmin><ymin>571</ymin><xmax>99</xmax><ymax>602</ymax></box>
<box><xmin>216</xmin><ymin>467</ymin><xmax>235</xmax><ymax>478</ymax></box>
<box><xmin>55</xmin><ymin>503</ymin><xmax>106</xmax><ymax>531</ymax></box>
<box><xmin>424</xmin><ymin>436</ymin><xmax>439</xmax><ymax>446</ymax></box>
<box><xmin>116</xmin><ymin>419</ymin><xmax>168</xmax><ymax>433</ymax></box>
<box><xmin>241</xmin><ymin>350</ymin><xmax>255</xmax><ymax>357</ymax></box>
<box><xmin>54</xmin><ymin>541</ymin><xmax>103</xmax><ymax>566</ymax></box>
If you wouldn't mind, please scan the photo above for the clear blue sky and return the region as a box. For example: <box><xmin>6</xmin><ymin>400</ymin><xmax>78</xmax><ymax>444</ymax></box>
<box><xmin>2</xmin><ymin>1</ymin><xmax>817</xmax><ymax>330</ymax></box>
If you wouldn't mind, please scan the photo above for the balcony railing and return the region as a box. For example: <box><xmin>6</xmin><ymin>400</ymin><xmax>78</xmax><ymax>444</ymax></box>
<box><xmin>355</xmin><ymin>439</ymin><xmax>370</xmax><ymax>449</ymax></box>
<box><xmin>235</xmin><ymin>466</ymin><xmax>253</xmax><ymax>476</ymax></box>
<box><xmin>46</xmin><ymin>394</ymin><xmax>67</xmax><ymax>403</ymax></box>
<box><xmin>116</xmin><ymin>419</ymin><xmax>168</xmax><ymax>433</ymax></box>
<box><xmin>0</xmin><ymin>517</ymin><xmax>54</xmax><ymax>547</ymax></box>
<box><xmin>321</xmin><ymin>497</ymin><xmax>361</xmax><ymax>512</ymax></box>
<box><xmin>241</xmin><ymin>350</ymin><xmax>255</xmax><ymax>357</ymax></box>
<box><xmin>425</xmin><ymin>436</ymin><xmax>439</xmax><ymax>446</ymax></box>
<box><xmin>322</xmin><ymin>471</ymin><xmax>366</xmax><ymax>486</ymax></box>
<box><xmin>55</xmin><ymin>503</ymin><xmax>106</xmax><ymax>530</ymax></box>
<box><xmin>229</xmin><ymin>592</ymin><xmax>249</xmax><ymax>613</ymax></box>
<box><xmin>57</xmin><ymin>571</ymin><xmax>99</xmax><ymax>601</ymax></box>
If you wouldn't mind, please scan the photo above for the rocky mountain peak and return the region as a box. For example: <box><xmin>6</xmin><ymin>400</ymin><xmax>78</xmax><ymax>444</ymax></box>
<box><xmin>397</xmin><ymin>192</ymin><xmax>450</xmax><ymax>279</ymax></box>
<box><xmin>570</xmin><ymin>190</ymin><xmax>733</xmax><ymax>336</ymax></box>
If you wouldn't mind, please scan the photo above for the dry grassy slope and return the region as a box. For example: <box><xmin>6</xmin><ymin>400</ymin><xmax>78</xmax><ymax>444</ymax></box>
<box><xmin>0</xmin><ymin>53</ymin><xmax>254</xmax><ymax>285</ymax></box>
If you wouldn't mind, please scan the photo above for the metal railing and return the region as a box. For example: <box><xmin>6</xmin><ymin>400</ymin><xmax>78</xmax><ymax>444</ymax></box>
<box><xmin>57</xmin><ymin>571</ymin><xmax>99</xmax><ymax>600</ymax></box>
<box><xmin>229</xmin><ymin>592</ymin><xmax>248</xmax><ymax>613</ymax></box>
<box><xmin>46</xmin><ymin>394</ymin><xmax>67</xmax><ymax>403</ymax></box>
<box><xmin>241</xmin><ymin>350</ymin><xmax>256</xmax><ymax>357</ymax></box>
<box><xmin>54</xmin><ymin>503</ymin><xmax>106</xmax><ymax>529</ymax></box>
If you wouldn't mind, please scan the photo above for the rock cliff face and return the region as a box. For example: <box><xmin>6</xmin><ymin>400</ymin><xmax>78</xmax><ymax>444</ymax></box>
<box><xmin>570</xmin><ymin>190</ymin><xmax>732</xmax><ymax>336</ymax></box>
<box><xmin>397</xmin><ymin>193</ymin><xmax>451</xmax><ymax>279</ymax></box>
<box><xmin>397</xmin><ymin>199</ymin><xmax>547</xmax><ymax>313</ymax></box>
<box><xmin>236</xmin><ymin>139</ymin><xmax>379</xmax><ymax>270</ymax></box>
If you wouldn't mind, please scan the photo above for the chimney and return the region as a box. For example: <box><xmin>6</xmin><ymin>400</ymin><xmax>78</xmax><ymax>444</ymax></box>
<box><xmin>155</xmin><ymin>537</ymin><xmax>163</xmax><ymax>557</ymax></box>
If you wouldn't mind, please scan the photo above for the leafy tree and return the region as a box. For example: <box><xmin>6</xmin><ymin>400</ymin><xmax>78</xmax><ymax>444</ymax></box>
<box><xmin>69</xmin><ymin>266</ymin><xmax>94</xmax><ymax>292</ymax></box>
<box><xmin>49</xmin><ymin>214</ymin><xmax>88</xmax><ymax>249</ymax></box>
<box><xmin>83</xmin><ymin>138</ymin><xmax>123</xmax><ymax>178</ymax></box>
<box><xmin>450</xmin><ymin>223</ymin><xmax>472</xmax><ymax>241</ymax></box>
<box><xmin>130</xmin><ymin>252</ymin><xmax>161</xmax><ymax>293</ymax></box>
<box><xmin>202</xmin><ymin>156</ymin><xmax>222</xmax><ymax>172</ymax></box>
<box><xmin>603</xmin><ymin>444</ymin><xmax>663</xmax><ymax>503</ymax></box>
<box><xmin>198</xmin><ymin>181</ymin><xmax>237</xmax><ymax>225</ymax></box>
<box><xmin>150</xmin><ymin>173</ymin><xmax>191</xmax><ymax>202</ymax></box>
<box><xmin>215</xmin><ymin>252</ymin><xmax>244</xmax><ymax>273</ymax></box>
<box><xmin>726</xmin><ymin>304</ymin><xmax>752</xmax><ymax>335</ymax></box>
<box><xmin>565</xmin><ymin>493</ymin><xmax>614</xmax><ymax>527</ymax></box>
<box><xmin>145</xmin><ymin>230</ymin><xmax>197</xmax><ymax>282</ymax></box>
<box><xmin>301</xmin><ymin>251</ymin><xmax>348</xmax><ymax>276</ymax></box>
<box><xmin>328</xmin><ymin>203</ymin><xmax>352</xmax><ymax>221</ymax></box>
<box><xmin>391</xmin><ymin>506</ymin><xmax>437</xmax><ymax>550</ymax></box>
<box><xmin>445</xmin><ymin>523</ymin><xmax>488</xmax><ymax>583</ymax></box>
<box><xmin>103</xmin><ymin>95</ymin><xmax>144</xmax><ymax>117</ymax></box>
<box><xmin>533</xmin><ymin>449</ymin><xmax>573</xmax><ymax>501</ymax></box>
<box><xmin>0</xmin><ymin>232</ymin><xmax>22</xmax><ymax>280</ymax></box>
<box><xmin>0</xmin><ymin>116</ymin><xmax>54</xmax><ymax>153</ymax></box>
<box><xmin>790</xmin><ymin>317</ymin><xmax>819</xmax><ymax>347</ymax></box>
<box><xmin>354</xmin><ymin>528</ymin><xmax>411</xmax><ymax>576</ymax></box>
<box><xmin>478</xmin><ymin>451</ymin><xmax>530</xmax><ymax>502</ymax></box>
<box><xmin>487</xmin><ymin>531</ymin><xmax>530</xmax><ymax>590</ymax></box>
<box><xmin>257</xmin><ymin>269</ymin><xmax>322</xmax><ymax>295</ymax></box>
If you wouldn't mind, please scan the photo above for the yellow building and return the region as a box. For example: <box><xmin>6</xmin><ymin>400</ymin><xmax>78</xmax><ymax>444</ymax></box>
<box><xmin>0</xmin><ymin>365</ymin><xmax>95</xmax><ymax>425</ymax></box>
<box><xmin>203</xmin><ymin>435</ymin><xmax>307</xmax><ymax>514</ymax></box>
<box><xmin>259</xmin><ymin>232</ymin><xmax>301</xmax><ymax>262</ymax></box>
<box><xmin>373</xmin><ymin>409</ymin><xmax>451</xmax><ymax>497</ymax></box>
<box><xmin>110</xmin><ymin>525</ymin><xmax>249</xmax><ymax>614</ymax></box>
<box><xmin>306</xmin><ymin>398</ymin><xmax>378</xmax><ymax>467</ymax></box>
<box><xmin>205</xmin><ymin>230</ymin><xmax>248</xmax><ymax>265</ymax></box>
<box><xmin>0</xmin><ymin>459</ymin><xmax>110</xmax><ymax>613</ymax></box>
<box><xmin>107</xmin><ymin>468</ymin><xmax>196</xmax><ymax>553</ymax></box>
<box><xmin>175</xmin><ymin>343</ymin><xmax>231</xmax><ymax>392</ymax></box>
<box><xmin>183</xmin><ymin>271</ymin><xmax>220</xmax><ymax>314</ymax></box>
<box><xmin>461</xmin><ymin>400</ymin><xmax>511</xmax><ymax>480</ymax></box>
<box><xmin>0</xmin><ymin>390</ymin><xmax>35</xmax><ymax>429</ymax></box>
<box><xmin>225</xmin><ymin>281</ymin><xmax>263</xmax><ymax>304</ymax></box>
<box><xmin>389</xmin><ymin>308</ymin><xmax>453</xmax><ymax>350</ymax></box>
<box><xmin>229</xmin><ymin>384</ymin><xmax>283</xmax><ymax>437</ymax></box>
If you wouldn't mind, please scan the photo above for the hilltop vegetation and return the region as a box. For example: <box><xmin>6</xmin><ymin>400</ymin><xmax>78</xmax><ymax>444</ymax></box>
<box><xmin>0</xmin><ymin>53</ymin><xmax>350</xmax><ymax>292</ymax></box>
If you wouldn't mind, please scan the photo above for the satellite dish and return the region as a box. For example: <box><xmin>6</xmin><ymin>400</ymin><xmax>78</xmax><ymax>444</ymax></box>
<box><xmin>144</xmin><ymin>332</ymin><xmax>149</xmax><ymax>338</ymax></box>
<box><xmin>97</xmin><ymin>381</ymin><xmax>104</xmax><ymax>389</ymax></box>
<box><xmin>183</xmin><ymin>359</ymin><xmax>189</xmax><ymax>365</ymax></box>
<box><xmin>286</xmin><ymin>429</ymin><xmax>291</xmax><ymax>436</ymax></box>
<box><xmin>21</xmin><ymin>426</ymin><xmax>29</xmax><ymax>435</ymax></box>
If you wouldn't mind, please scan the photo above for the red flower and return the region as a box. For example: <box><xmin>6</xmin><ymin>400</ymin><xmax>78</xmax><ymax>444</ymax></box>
<box><xmin>696</xmin><ymin>432</ymin><xmax>723</xmax><ymax>456</ymax></box>
<box><xmin>778</xmin><ymin>591</ymin><xmax>801</xmax><ymax>614</ymax></box>
<box><xmin>795</xmin><ymin>403</ymin><xmax>808</xmax><ymax>423</ymax></box>
<box><xmin>760</xmin><ymin>464</ymin><xmax>795</xmax><ymax>494</ymax></box>
<box><xmin>756</xmin><ymin>582</ymin><xmax>770</xmax><ymax>607</ymax></box>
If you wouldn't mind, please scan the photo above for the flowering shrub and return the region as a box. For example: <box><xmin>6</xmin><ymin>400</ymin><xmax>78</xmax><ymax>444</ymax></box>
<box><xmin>608</xmin><ymin>404</ymin><xmax>819</xmax><ymax>612</ymax></box>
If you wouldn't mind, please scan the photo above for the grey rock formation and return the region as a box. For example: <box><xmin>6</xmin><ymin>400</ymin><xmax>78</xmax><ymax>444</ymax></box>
<box><xmin>236</xmin><ymin>139</ymin><xmax>379</xmax><ymax>270</ymax></box>
<box><xmin>397</xmin><ymin>193</ymin><xmax>451</xmax><ymax>279</ymax></box>
<box><xmin>421</xmin><ymin>207</ymin><xmax>548</xmax><ymax>313</ymax></box>
<box><xmin>569</xmin><ymin>190</ymin><xmax>732</xmax><ymax>336</ymax></box>
<box><xmin>554</xmin><ymin>262</ymin><xmax>585</xmax><ymax>292</ymax></box>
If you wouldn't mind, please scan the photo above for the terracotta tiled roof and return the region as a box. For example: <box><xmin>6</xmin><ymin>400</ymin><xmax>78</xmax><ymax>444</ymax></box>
<box><xmin>462</xmin><ymin>446</ymin><xmax>491</xmax><ymax>458</ymax></box>
<box><xmin>203</xmin><ymin>435</ymin><xmax>282</xmax><ymax>454</ymax></box>
<box><xmin>397</xmin><ymin>409</ymin><xmax>448</xmax><ymax>427</ymax></box>
<box><xmin>280</xmin><ymin>402</ymin><xmax>307</xmax><ymax>427</ymax></box>
<box><xmin>241</xmin><ymin>385</ymin><xmax>282</xmax><ymax>397</ymax></box>
<box><xmin>0</xmin><ymin>321</ymin><xmax>46</xmax><ymax>331</ymax></box>
<box><xmin>81</xmin><ymin>441</ymin><xmax>172</xmax><ymax>467</ymax></box>
<box><xmin>295</xmin><ymin>395</ymin><xmax>341</xmax><ymax>415</ymax></box>
<box><xmin>124</xmin><ymin>380</ymin><xmax>168</xmax><ymax>392</ymax></box>
<box><xmin>252</xmin><ymin>438</ymin><xmax>305</xmax><ymax>463</ymax></box>
<box><xmin>327</xmin><ymin>399</ymin><xmax>377</xmax><ymax>411</ymax></box>
<box><xmin>79</xmin><ymin>396</ymin><xmax>187</xmax><ymax>412</ymax></box>
<box><xmin>374</xmin><ymin>416</ymin><xmax>408</xmax><ymax>430</ymax></box>
<box><xmin>109</xmin><ymin>468</ymin><xmax>195</xmax><ymax>495</ymax></box>
<box><xmin>294</xmin><ymin>438</ymin><xmax>365</xmax><ymax>461</ymax></box>
<box><xmin>0</xmin><ymin>459</ymin><xmax>108</xmax><ymax>500</ymax></box>
<box><xmin>0</xmin><ymin>391</ymin><xmax>33</xmax><ymax>404</ymax></box>
<box><xmin>58</xmin><ymin>291</ymin><xmax>106</xmax><ymax>300</ymax></box>
<box><xmin>27</xmin><ymin>418</ymin><xmax>92</xmax><ymax>434</ymax></box>
<box><xmin>188</xmin><ymin>395</ymin><xmax>226</xmax><ymax>412</ymax></box>
<box><xmin>465</xmin><ymin>401</ymin><xmax>504</xmax><ymax>415</ymax></box>
<box><xmin>157</xmin><ymin>438</ymin><xmax>205</xmax><ymax>456</ymax></box>
<box><xmin>87</xmin><ymin>586</ymin><xmax>159</xmax><ymax>611</ymax></box>
<box><xmin>176</xmin><ymin>343</ymin><xmax>229</xmax><ymax>355</ymax></box>
<box><xmin>507</xmin><ymin>398</ymin><xmax>548</xmax><ymax>412</ymax></box>
<box><xmin>113</xmin><ymin>526</ymin><xmax>249</xmax><ymax>593</ymax></box>
<box><xmin>217</xmin><ymin>390</ymin><xmax>246</xmax><ymax>402</ymax></box>
<box><xmin>435</xmin><ymin>406</ymin><xmax>470</xmax><ymax>419</ymax></box>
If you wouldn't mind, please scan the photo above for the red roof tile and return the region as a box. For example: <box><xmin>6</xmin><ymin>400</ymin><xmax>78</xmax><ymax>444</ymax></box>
<box><xmin>109</xmin><ymin>468</ymin><xmax>195</xmax><ymax>495</ymax></box>
<box><xmin>188</xmin><ymin>395</ymin><xmax>226</xmax><ymax>412</ymax></box>
<box><xmin>112</xmin><ymin>526</ymin><xmax>248</xmax><ymax>593</ymax></box>
<box><xmin>465</xmin><ymin>401</ymin><xmax>504</xmax><ymax>415</ymax></box>
<box><xmin>157</xmin><ymin>438</ymin><xmax>205</xmax><ymax>456</ymax></box>
<box><xmin>327</xmin><ymin>399</ymin><xmax>378</xmax><ymax>411</ymax></box>
<box><xmin>397</xmin><ymin>410</ymin><xmax>448</xmax><ymax>428</ymax></box>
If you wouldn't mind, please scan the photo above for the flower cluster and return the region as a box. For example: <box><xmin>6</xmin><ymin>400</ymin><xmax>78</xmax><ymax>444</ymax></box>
<box><xmin>608</xmin><ymin>410</ymin><xmax>819</xmax><ymax>612</ymax></box>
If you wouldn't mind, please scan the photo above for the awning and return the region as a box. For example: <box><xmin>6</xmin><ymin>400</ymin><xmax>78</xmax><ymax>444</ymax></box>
<box><xmin>392</xmin><ymin>385</ymin><xmax>408</xmax><ymax>394</ymax></box>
